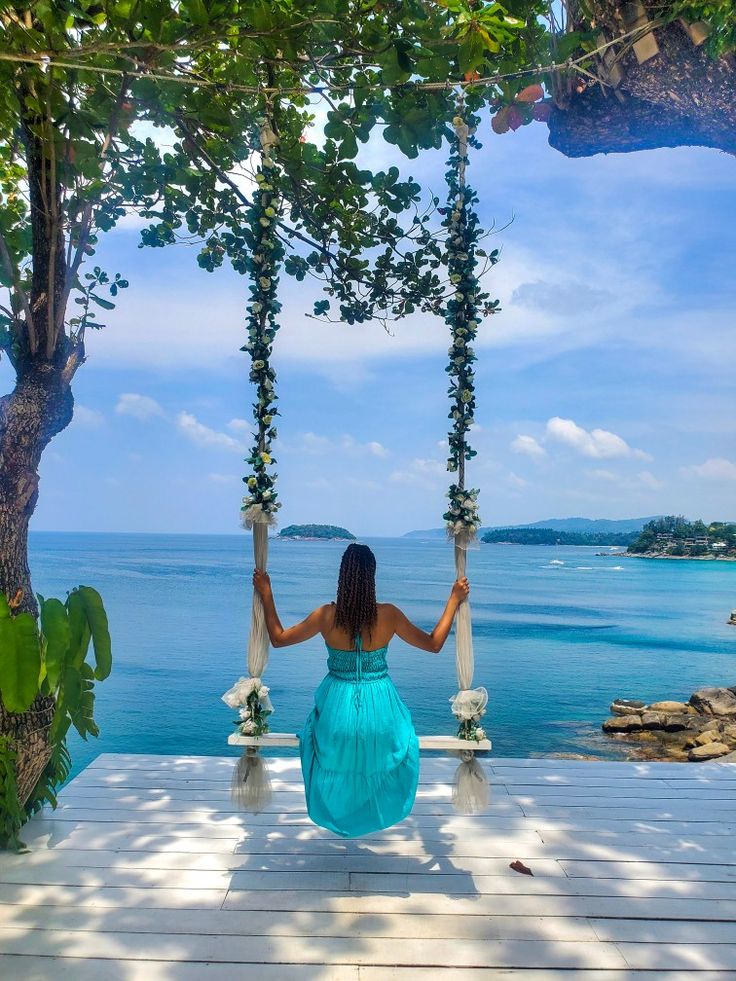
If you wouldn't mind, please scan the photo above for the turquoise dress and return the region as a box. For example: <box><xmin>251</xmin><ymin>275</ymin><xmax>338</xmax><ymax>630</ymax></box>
<box><xmin>299</xmin><ymin>634</ymin><xmax>420</xmax><ymax>838</ymax></box>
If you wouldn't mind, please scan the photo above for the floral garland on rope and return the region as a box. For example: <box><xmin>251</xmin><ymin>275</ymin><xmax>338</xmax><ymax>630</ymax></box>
<box><xmin>240</xmin><ymin>116</ymin><xmax>284</xmax><ymax>531</ymax></box>
<box><xmin>441</xmin><ymin>101</ymin><xmax>499</xmax><ymax>743</ymax></box>
<box><xmin>227</xmin><ymin>113</ymin><xmax>285</xmax><ymax>740</ymax></box>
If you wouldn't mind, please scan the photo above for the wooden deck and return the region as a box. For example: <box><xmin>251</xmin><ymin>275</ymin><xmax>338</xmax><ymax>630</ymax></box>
<box><xmin>1</xmin><ymin>752</ymin><xmax>736</xmax><ymax>979</ymax></box>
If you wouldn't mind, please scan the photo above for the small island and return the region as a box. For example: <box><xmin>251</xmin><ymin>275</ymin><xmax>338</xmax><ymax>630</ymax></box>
<box><xmin>278</xmin><ymin>524</ymin><xmax>356</xmax><ymax>541</ymax></box>
<box><xmin>627</xmin><ymin>516</ymin><xmax>736</xmax><ymax>559</ymax></box>
<box><xmin>482</xmin><ymin>527</ymin><xmax>637</xmax><ymax>547</ymax></box>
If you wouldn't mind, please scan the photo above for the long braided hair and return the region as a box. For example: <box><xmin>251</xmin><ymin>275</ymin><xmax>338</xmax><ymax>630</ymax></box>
<box><xmin>333</xmin><ymin>543</ymin><xmax>378</xmax><ymax>642</ymax></box>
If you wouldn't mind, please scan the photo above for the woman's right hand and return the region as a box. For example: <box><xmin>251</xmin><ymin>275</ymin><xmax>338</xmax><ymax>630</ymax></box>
<box><xmin>253</xmin><ymin>568</ymin><xmax>272</xmax><ymax>600</ymax></box>
<box><xmin>451</xmin><ymin>576</ymin><xmax>470</xmax><ymax>605</ymax></box>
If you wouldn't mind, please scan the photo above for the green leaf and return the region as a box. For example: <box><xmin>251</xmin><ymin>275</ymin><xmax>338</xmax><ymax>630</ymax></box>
<box><xmin>66</xmin><ymin>590</ymin><xmax>91</xmax><ymax>669</ymax></box>
<box><xmin>0</xmin><ymin>613</ymin><xmax>41</xmax><ymax>713</ymax></box>
<box><xmin>78</xmin><ymin>587</ymin><xmax>112</xmax><ymax>681</ymax></box>
<box><xmin>183</xmin><ymin>0</ymin><xmax>209</xmax><ymax>26</ymax></box>
<box><xmin>459</xmin><ymin>31</ymin><xmax>486</xmax><ymax>75</ymax></box>
<box><xmin>89</xmin><ymin>294</ymin><xmax>115</xmax><ymax>310</ymax></box>
<box><xmin>41</xmin><ymin>598</ymin><xmax>71</xmax><ymax>691</ymax></box>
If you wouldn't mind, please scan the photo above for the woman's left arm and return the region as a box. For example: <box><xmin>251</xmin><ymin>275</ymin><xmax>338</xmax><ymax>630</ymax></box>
<box><xmin>253</xmin><ymin>569</ymin><xmax>326</xmax><ymax>648</ymax></box>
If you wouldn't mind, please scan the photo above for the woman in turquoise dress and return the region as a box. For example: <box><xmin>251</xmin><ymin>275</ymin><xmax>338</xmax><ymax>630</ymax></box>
<box><xmin>253</xmin><ymin>543</ymin><xmax>470</xmax><ymax>838</ymax></box>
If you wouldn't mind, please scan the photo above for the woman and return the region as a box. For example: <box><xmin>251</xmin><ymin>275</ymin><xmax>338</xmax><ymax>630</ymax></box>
<box><xmin>253</xmin><ymin>542</ymin><xmax>470</xmax><ymax>838</ymax></box>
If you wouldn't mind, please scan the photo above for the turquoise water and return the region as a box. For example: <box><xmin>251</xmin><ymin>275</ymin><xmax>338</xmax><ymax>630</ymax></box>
<box><xmin>28</xmin><ymin>533</ymin><xmax>736</xmax><ymax>777</ymax></box>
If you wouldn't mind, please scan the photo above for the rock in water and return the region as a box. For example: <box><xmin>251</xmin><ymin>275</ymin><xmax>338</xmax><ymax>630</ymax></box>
<box><xmin>603</xmin><ymin>715</ymin><xmax>644</xmax><ymax>733</ymax></box>
<box><xmin>649</xmin><ymin>701</ymin><xmax>690</xmax><ymax>713</ymax></box>
<box><xmin>688</xmin><ymin>742</ymin><xmax>731</xmax><ymax>761</ymax></box>
<box><xmin>610</xmin><ymin>699</ymin><xmax>646</xmax><ymax>716</ymax></box>
<box><xmin>689</xmin><ymin>688</ymin><xmax>736</xmax><ymax>717</ymax></box>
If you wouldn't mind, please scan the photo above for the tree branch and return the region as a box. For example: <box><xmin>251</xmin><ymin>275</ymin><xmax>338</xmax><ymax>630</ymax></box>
<box><xmin>0</xmin><ymin>228</ymin><xmax>36</xmax><ymax>354</ymax></box>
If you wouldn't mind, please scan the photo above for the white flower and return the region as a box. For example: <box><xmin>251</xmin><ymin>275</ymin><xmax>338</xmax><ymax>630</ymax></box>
<box><xmin>475</xmin><ymin>727</ymin><xmax>486</xmax><ymax>741</ymax></box>
<box><xmin>241</xmin><ymin>719</ymin><xmax>256</xmax><ymax>735</ymax></box>
<box><xmin>239</xmin><ymin>706</ymin><xmax>252</xmax><ymax>720</ymax></box>
<box><xmin>221</xmin><ymin>676</ymin><xmax>262</xmax><ymax>708</ymax></box>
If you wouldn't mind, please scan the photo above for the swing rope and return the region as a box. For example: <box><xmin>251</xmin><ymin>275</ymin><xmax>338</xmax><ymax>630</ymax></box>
<box><xmin>224</xmin><ymin>99</ymin><xmax>493</xmax><ymax>813</ymax></box>
<box><xmin>222</xmin><ymin>100</ymin><xmax>283</xmax><ymax>808</ymax></box>
<box><xmin>444</xmin><ymin>100</ymin><xmax>488</xmax><ymax>744</ymax></box>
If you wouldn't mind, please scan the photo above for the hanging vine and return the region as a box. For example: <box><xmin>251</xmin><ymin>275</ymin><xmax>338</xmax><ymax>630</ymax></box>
<box><xmin>441</xmin><ymin>103</ymin><xmax>499</xmax><ymax>540</ymax></box>
<box><xmin>240</xmin><ymin>113</ymin><xmax>284</xmax><ymax>528</ymax></box>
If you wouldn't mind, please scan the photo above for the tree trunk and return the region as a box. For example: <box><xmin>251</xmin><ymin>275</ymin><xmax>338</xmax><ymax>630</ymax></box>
<box><xmin>0</xmin><ymin>93</ymin><xmax>81</xmax><ymax>807</ymax></box>
<box><xmin>548</xmin><ymin>9</ymin><xmax>736</xmax><ymax>157</ymax></box>
<box><xmin>0</xmin><ymin>366</ymin><xmax>75</xmax><ymax>615</ymax></box>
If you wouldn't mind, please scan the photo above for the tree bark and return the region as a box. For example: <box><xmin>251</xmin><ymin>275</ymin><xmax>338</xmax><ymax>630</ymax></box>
<box><xmin>0</xmin><ymin>365</ymin><xmax>75</xmax><ymax>616</ymax></box>
<box><xmin>1</xmin><ymin>86</ymin><xmax>82</xmax><ymax>806</ymax></box>
<box><xmin>548</xmin><ymin>12</ymin><xmax>736</xmax><ymax>157</ymax></box>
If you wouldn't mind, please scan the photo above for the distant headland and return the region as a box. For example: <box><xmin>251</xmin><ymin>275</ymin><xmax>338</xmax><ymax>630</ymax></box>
<box><xmin>627</xmin><ymin>516</ymin><xmax>736</xmax><ymax>559</ymax></box>
<box><xmin>482</xmin><ymin>527</ymin><xmax>637</xmax><ymax>547</ymax></box>
<box><xmin>278</xmin><ymin>524</ymin><xmax>356</xmax><ymax>541</ymax></box>
<box><xmin>405</xmin><ymin>516</ymin><xmax>659</xmax><ymax>541</ymax></box>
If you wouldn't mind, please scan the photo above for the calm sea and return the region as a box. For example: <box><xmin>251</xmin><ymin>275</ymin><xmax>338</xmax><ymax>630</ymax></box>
<box><xmin>28</xmin><ymin>532</ymin><xmax>736</xmax><ymax>777</ymax></box>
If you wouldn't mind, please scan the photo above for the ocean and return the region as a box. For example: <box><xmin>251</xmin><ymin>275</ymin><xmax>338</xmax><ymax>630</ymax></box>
<box><xmin>28</xmin><ymin>532</ymin><xmax>736</xmax><ymax>778</ymax></box>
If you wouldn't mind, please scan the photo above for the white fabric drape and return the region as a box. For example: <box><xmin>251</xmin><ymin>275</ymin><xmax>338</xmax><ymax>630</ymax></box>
<box><xmin>247</xmin><ymin>519</ymin><xmax>270</xmax><ymax>679</ymax></box>
<box><xmin>453</xmin><ymin>535</ymin><xmax>473</xmax><ymax>690</ymax></box>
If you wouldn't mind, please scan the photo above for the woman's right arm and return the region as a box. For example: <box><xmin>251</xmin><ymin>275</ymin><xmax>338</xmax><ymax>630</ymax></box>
<box><xmin>389</xmin><ymin>577</ymin><xmax>470</xmax><ymax>654</ymax></box>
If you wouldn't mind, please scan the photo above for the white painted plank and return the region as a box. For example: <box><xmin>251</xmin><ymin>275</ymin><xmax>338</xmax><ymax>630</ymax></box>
<box><xmin>0</xmin><ymin>905</ymin><xmax>599</xmax><ymax>941</ymax></box>
<box><xmin>617</xmin><ymin>942</ymin><xmax>736</xmax><ymax>971</ymax></box>
<box><xmin>0</xmin><ymin>956</ymin><xmax>357</xmax><ymax>981</ymax></box>
<box><xmin>0</xmin><ymin>850</ymin><xmax>568</xmax><ymax>879</ymax></box>
<box><xmin>26</xmin><ymin>809</ymin><xmax>736</xmax><ymax>839</ymax></box>
<box><xmin>52</xmin><ymin>794</ymin><xmax>520</xmax><ymax>815</ymax></box>
<box><xmin>591</xmin><ymin>919</ymin><xmax>736</xmax><ymax>943</ymax></box>
<box><xmin>0</xmin><ymin>884</ymin><xmax>227</xmax><ymax>910</ymax></box>
<box><xmin>560</xmin><ymin>859</ymin><xmax>736</xmax><ymax>882</ymax></box>
<box><xmin>0</xmin><ymin>928</ymin><xmax>628</xmax><ymax>968</ymax></box>
<box><xmin>221</xmin><ymin>889</ymin><xmax>736</xmax><ymax>920</ymax></box>
<box><xmin>337</xmin><ymin>872</ymin><xmax>736</xmax><ymax>900</ymax></box>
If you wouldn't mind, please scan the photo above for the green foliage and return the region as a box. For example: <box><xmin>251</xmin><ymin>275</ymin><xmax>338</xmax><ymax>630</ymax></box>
<box><xmin>628</xmin><ymin>516</ymin><xmax>736</xmax><ymax>555</ymax></box>
<box><xmin>482</xmin><ymin>528</ymin><xmax>638</xmax><ymax>546</ymax></box>
<box><xmin>0</xmin><ymin>587</ymin><xmax>112</xmax><ymax>850</ymax></box>
<box><xmin>0</xmin><ymin>594</ymin><xmax>42</xmax><ymax>713</ymax></box>
<box><xmin>278</xmin><ymin>524</ymin><xmax>356</xmax><ymax>540</ymax></box>
<box><xmin>0</xmin><ymin>738</ymin><xmax>26</xmax><ymax>851</ymax></box>
<box><xmin>0</xmin><ymin>0</ymin><xmax>551</xmax><ymax>372</ymax></box>
<box><xmin>439</xmin><ymin>107</ymin><xmax>500</xmax><ymax>537</ymax></box>
<box><xmin>240</xmin><ymin>151</ymin><xmax>284</xmax><ymax>523</ymax></box>
<box><xmin>668</xmin><ymin>0</ymin><xmax>736</xmax><ymax>55</ymax></box>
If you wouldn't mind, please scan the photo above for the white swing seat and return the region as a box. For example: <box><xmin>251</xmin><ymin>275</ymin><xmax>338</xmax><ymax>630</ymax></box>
<box><xmin>228</xmin><ymin>732</ymin><xmax>491</xmax><ymax>751</ymax></box>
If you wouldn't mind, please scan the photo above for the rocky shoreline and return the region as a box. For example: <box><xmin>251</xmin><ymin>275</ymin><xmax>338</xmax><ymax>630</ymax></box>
<box><xmin>602</xmin><ymin>687</ymin><xmax>736</xmax><ymax>762</ymax></box>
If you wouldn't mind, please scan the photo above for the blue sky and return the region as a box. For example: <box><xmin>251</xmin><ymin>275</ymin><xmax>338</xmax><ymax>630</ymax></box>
<box><xmin>6</xmin><ymin>119</ymin><xmax>736</xmax><ymax>536</ymax></box>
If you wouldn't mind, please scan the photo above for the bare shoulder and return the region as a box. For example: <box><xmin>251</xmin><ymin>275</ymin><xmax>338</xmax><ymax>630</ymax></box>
<box><xmin>377</xmin><ymin>603</ymin><xmax>401</xmax><ymax>622</ymax></box>
<box><xmin>313</xmin><ymin>604</ymin><xmax>334</xmax><ymax>624</ymax></box>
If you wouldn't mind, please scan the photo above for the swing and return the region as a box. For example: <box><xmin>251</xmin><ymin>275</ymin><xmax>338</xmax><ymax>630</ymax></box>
<box><xmin>224</xmin><ymin>99</ymin><xmax>492</xmax><ymax>789</ymax></box>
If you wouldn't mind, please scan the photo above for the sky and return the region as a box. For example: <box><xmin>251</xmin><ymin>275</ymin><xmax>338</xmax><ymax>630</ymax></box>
<box><xmin>5</xmin><ymin>115</ymin><xmax>736</xmax><ymax>537</ymax></box>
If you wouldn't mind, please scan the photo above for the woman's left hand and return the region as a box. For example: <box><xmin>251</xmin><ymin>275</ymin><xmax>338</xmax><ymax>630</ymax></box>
<box><xmin>253</xmin><ymin>568</ymin><xmax>272</xmax><ymax>599</ymax></box>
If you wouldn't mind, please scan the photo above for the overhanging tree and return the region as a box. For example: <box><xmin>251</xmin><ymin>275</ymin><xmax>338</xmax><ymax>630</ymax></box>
<box><xmin>0</xmin><ymin>0</ymin><xmax>549</xmax><ymax>809</ymax></box>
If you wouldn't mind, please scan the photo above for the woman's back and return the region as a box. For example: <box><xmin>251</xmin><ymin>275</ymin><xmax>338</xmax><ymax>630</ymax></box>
<box><xmin>321</xmin><ymin>601</ymin><xmax>395</xmax><ymax>652</ymax></box>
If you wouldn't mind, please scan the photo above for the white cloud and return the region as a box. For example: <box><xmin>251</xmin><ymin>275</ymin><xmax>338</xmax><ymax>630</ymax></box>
<box><xmin>682</xmin><ymin>458</ymin><xmax>736</xmax><ymax>482</ymax></box>
<box><xmin>176</xmin><ymin>412</ymin><xmax>241</xmax><ymax>452</ymax></box>
<box><xmin>227</xmin><ymin>418</ymin><xmax>251</xmax><ymax>433</ymax></box>
<box><xmin>115</xmin><ymin>393</ymin><xmax>165</xmax><ymax>420</ymax></box>
<box><xmin>72</xmin><ymin>405</ymin><xmax>105</xmax><ymax>429</ymax></box>
<box><xmin>507</xmin><ymin>471</ymin><xmax>527</xmax><ymax>489</ymax></box>
<box><xmin>297</xmin><ymin>432</ymin><xmax>388</xmax><ymax>458</ymax></box>
<box><xmin>390</xmin><ymin>458</ymin><xmax>446</xmax><ymax>484</ymax></box>
<box><xmin>546</xmin><ymin>417</ymin><xmax>650</xmax><ymax>460</ymax></box>
<box><xmin>589</xmin><ymin>468</ymin><xmax>663</xmax><ymax>491</ymax></box>
<box><xmin>512</xmin><ymin>434</ymin><xmax>546</xmax><ymax>459</ymax></box>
